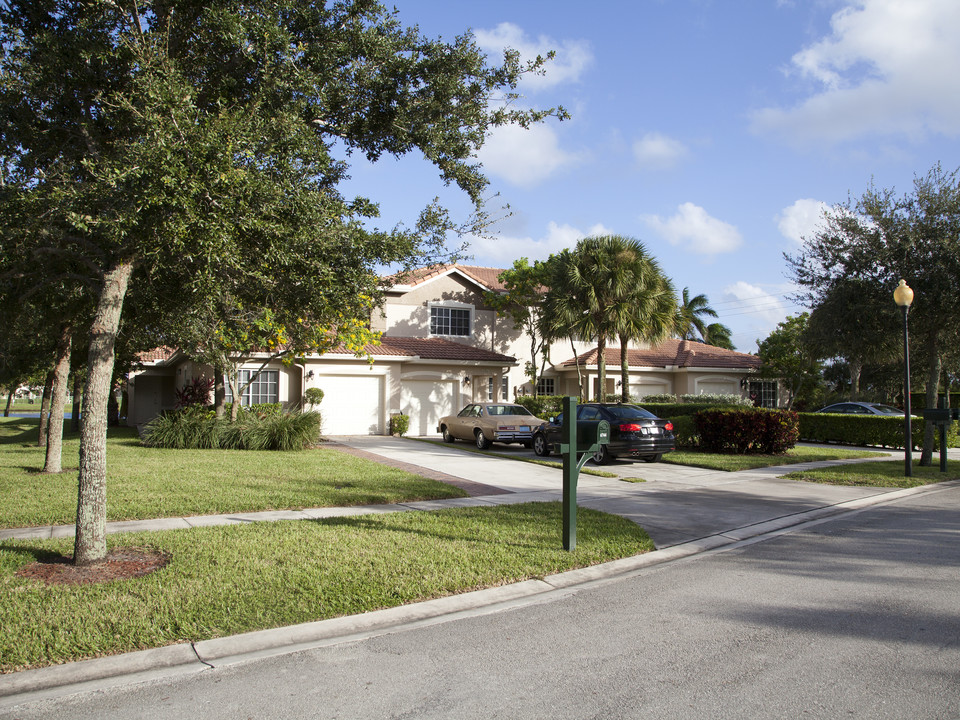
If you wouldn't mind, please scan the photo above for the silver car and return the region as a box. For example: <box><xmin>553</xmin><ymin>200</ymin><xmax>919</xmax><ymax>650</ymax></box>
<box><xmin>438</xmin><ymin>403</ymin><xmax>542</xmax><ymax>449</ymax></box>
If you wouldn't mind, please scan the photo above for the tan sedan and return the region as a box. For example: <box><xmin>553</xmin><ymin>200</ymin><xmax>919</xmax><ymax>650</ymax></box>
<box><xmin>438</xmin><ymin>403</ymin><xmax>543</xmax><ymax>449</ymax></box>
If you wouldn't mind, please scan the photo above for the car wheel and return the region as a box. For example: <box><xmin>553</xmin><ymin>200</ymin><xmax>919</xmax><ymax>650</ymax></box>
<box><xmin>592</xmin><ymin>444</ymin><xmax>612</xmax><ymax>465</ymax></box>
<box><xmin>533</xmin><ymin>433</ymin><xmax>550</xmax><ymax>457</ymax></box>
<box><xmin>441</xmin><ymin>426</ymin><xmax>455</xmax><ymax>443</ymax></box>
<box><xmin>642</xmin><ymin>453</ymin><xmax>662</xmax><ymax>463</ymax></box>
<box><xmin>475</xmin><ymin>429</ymin><xmax>491</xmax><ymax>450</ymax></box>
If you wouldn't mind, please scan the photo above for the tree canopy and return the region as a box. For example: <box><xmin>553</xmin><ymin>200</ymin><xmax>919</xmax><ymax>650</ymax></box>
<box><xmin>0</xmin><ymin>0</ymin><xmax>564</xmax><ymax>563</ymax></box>
<box><xmin>786</xmin><ymin>163</ymin><xmax>960</xmax><ymax>462</ymax></box>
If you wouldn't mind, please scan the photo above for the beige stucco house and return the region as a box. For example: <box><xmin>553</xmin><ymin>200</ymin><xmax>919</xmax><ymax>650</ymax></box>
<box><xmin>127</xmin><ymin>263</ymin><xmax>768</xmax><ymax>435</ymax></box>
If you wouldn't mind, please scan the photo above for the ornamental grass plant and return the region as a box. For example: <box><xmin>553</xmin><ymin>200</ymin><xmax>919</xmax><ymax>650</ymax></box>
<box><xmin>141</xmin><ymin>407</ymin><xmax>322</xmax><ymax>451</ymax></box>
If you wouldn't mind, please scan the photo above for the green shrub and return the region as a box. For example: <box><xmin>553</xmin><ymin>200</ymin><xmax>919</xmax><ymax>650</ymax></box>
<box><xmin>304</xmin><ymin>387</ymin><xmax>325</xmax><ymax>406</ymax></box>
<box><xmin>142</xmin><ymin>410</ymin><xmax>321</xmax><ymax>451</ymax></box>
<box><xmin>669</xmin><ymin>415</ymin><xmax>699</xmax><ymax>448</ymax></box>
<box><xmin>515</xmin><ymin>395</ymin><xmax>566</xmax><ymax>419</ymax></box>
<box><xmin>223</xmin><ymin>402</ymin><xmax>282</xmax><ymax>418</ymax></box>
<box><xmin>638</xmin><ymin>393</ymin><xmax>677</xmax><ymax>403</ymax></box>
<box><xmin>694</xmin><ymin>407</ymin><xmax>800</xmax><ymax>454</ymax></box>
<box><xmin>636</xmin><ymin>402</ymin><xmax>735</xmax><ymax>419</ymax></box>
<box><xmin>797</xmin><ymin>413</ymin><xmax>957</xmax><ymax>450</ymax></box>
<box><xmin>389</xmin><ymin>413</ymin><xmax>410</xmax><ymax>436</ymax></box>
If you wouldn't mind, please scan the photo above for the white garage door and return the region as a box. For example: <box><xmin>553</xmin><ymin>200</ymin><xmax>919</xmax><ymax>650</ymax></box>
<box><xmin>314</xmin><ymin>375</ymin><xmax>383</xmax><ymax>435</ymax></box>
<box><xmin>401</xmin><ymin>379</ymin><xmax>459</xmax><ymax>436</ymax></box>
<box><xmin>697</xmin><ymin>381</ymin><xmax>737</xmax><ymax>396</ymax></box>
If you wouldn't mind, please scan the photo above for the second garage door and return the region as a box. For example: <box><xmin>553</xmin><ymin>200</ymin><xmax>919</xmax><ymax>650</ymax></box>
<box><xmin>401</xmin><ymin>379</ymin><xmax>459</xmax><ymax>436</ymax></box>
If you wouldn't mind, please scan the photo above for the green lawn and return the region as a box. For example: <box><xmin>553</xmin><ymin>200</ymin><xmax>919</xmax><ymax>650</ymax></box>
<box><xmin>663</xmin><ymin>446</ymin><xmax>885</xmax><ymax>472</ymax></box>
<box><xmin>0</xmin><ymin>418</ymin><xmax>466</xmax><ymax>528</ymax></box>
<box><xmin>784</xmin><ymin>459</ymin><xmax>960</xmax><ymax>487</ymax></box>
<box><xmin>0</xmin><ymin>503</ymin><xmax>653</xmax><ymax>672</ymax></box>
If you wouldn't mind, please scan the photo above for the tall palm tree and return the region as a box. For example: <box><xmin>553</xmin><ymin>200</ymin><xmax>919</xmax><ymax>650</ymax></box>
<box><xmin>675</xmin><ymin>287</ymin><xmax>719</xmax><ymax>342</ymax></box>
<box><xmin>704</xmin><ymin>322</ymin><xmax>735</xmax><ymax>350</ymax></box>
<box><xmin>615</xmin><ymin>264</ymin><xmax>676</xmax><ymax>402</ymax></box>
<box><xmin>542</xmin><ymin>235</ymin><xmax>676</xmax><ymax>401</ymax></box>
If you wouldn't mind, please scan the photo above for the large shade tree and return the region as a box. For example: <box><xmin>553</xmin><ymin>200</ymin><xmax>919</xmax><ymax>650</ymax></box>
<box><xmin>787</xmin><ymin>164</ymin><xmax>960</xmax><ymax>464</ymax></box>
<box><xmin>0</xmin><ymin>0</ymin><xmax>563</xmax><ymax>564</ymax></box>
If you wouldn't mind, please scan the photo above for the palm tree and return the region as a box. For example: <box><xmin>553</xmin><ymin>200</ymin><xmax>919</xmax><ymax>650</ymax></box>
<box><xmin>675</xmin><ymin>287</ymin><xmax>719</xmax><ymax>342</ymax></box>
<box><xmin>704</xmin><ymin>322</ymin><xmax>735</xmax><ymax>350</ymax></box>
<box><xmin>542</xmin><ymin>235</ymin><xmax>676</xmax><ymax>401</ymax></box>
<box><xmin>615</xmin><ymin>264</ymin><xmax>676</xmax><ymax>402</ymax></box>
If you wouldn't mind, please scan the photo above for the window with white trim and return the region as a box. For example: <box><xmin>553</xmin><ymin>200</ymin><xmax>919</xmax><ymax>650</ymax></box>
<box><xmin>748</xmin><ymin>380</ymin><xmax>777</xmax><ymax>409</ymax></box>
<box><xmin>430</xmin><ymin>306</ymin><xmax>471</xmax><ymax>336</ymax></box>
<box><xmin>500</xmin><ymin>376</ymin><xmax>509</xmax><ymax>400</ymax></box>
<box><xmin>224</xmin><ymin>369</ymin><xmax>279</xmax><ymax>406</ymax></box>
<box><xmin>536</xmin><ymin>377</ymin><xmax>556</xmax><ymax>395</ymax></box>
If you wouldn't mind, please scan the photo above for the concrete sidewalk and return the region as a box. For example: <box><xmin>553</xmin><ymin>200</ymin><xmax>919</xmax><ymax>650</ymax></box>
<box><xmin>2</xmin><ymin>437</ymin><xmax>958</xmax><ymax>710</ymax></box>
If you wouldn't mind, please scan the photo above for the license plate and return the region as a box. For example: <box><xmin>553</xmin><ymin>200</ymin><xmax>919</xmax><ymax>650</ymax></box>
<box><xmin>519</xmin><ymin>425</ymin><xmax>530</xmax><ymax>431</ymax></box>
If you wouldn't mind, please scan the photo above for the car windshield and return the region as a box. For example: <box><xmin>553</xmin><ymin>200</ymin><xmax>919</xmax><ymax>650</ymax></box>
<box><xmin>602</xmin><ymin>405</ymin><xmax>657</xmax><ymax>420</ymax></box>
<box><xmin>486</xmin><ymin>405</ymin><xmax>533</xmax><ymax>416</ymax></box>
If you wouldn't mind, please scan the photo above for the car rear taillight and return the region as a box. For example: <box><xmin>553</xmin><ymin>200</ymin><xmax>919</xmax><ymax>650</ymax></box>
<box><xmin>619</xmin><ymin>423</ymin><xmax>644</xmax><ymax>432</ymax></box>
<box><xmin>664</xmin><ymin>422</ymin><xmax>674</xmax><ymax>432</ymax></box>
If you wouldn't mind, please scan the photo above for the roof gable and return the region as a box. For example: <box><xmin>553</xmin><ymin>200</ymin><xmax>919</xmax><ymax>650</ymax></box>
<box><xmin>386</xmin><ymin>264</ymin><xmax>508</xmax><ymax>294</ymax></box>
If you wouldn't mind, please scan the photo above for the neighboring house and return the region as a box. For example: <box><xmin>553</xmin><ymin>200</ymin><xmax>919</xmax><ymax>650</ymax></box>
<box><xmin>127</xmin><ymin>263</ymin><xmax>770</xmax><ymax>435</ymax></box>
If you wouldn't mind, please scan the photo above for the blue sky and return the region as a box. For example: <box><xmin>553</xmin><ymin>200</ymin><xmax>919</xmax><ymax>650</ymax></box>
<box><xmin>345</xmin><ymin>0</ymin><xmax>960</xmax><ymax>352</ymax></box>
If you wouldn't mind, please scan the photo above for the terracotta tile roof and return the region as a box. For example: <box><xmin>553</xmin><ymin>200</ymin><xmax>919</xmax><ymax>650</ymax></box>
<box><xmin>137</xmin><ymin>346</ymin><xmax>177</xmax><ymax>364</ymax></box>
<box><xmin>329</xmin><ymin>336</ymin><xmax>516</xmax><ymax>363</ymax></box>
<box><xmin>386</xmin><ymin>264</ymin><xmax>508</xmax><ymax>292</ymax></box>
<box><xmin>562</xmin><ymin>339</ymin><xmax>762</xmax><ymax>370</ymax></box>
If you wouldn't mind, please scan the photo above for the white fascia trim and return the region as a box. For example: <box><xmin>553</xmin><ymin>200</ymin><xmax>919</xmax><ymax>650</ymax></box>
<box><xmin>393</xmin><ymin>267</ymin><xmax>496</xmax><ymax>294</ymax></box>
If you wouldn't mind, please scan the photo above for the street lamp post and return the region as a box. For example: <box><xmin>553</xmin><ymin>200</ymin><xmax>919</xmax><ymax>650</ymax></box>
<box><xmin>894</xmin><ymin>280</ymin><xmax>914</xmax><ymax>477</ymax></box>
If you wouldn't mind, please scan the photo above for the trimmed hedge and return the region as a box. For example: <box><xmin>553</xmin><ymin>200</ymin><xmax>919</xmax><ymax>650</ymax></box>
<box><xmin>637</xmin><ymin>402</ymin><xmax>740</xmax><ymax>419</ymax></box>
<box><xmin>694</xmin><ymin>408</ymin><xmax>800</xmax><ymax>455</ymax></box>
<box><xmin>798</xmin><ymin>413</ymin><xmax>957</xmax><ymax>450</ymax></box>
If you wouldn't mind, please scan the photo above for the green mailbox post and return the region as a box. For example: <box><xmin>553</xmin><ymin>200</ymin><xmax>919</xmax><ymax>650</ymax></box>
<box><xmin>555</xmin><ymin>396</ymin><xmax>610</xmax><ymax>551</ymax></box>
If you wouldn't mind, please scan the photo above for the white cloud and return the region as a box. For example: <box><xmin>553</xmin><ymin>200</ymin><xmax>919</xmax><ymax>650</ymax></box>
<box><xmin>478</xmin><ymin>123</ymin><xmax>583</xmax><ymax>188</ymax></box>
<box><xmin>776</xmin><ymin>198</ymin><xmax>831</xmax><ymax>244</ymax></box>
<box><xmin>643</xmin><ymin>203</ymin><xmax>742</xmax><ymax>255</ymax></box>
<box><xmin>752</xmin><ymin>0</ymin><xmax>960</xmax><ymax>143</ymax></box>
<box><xmin>467</xmin><ymin>221</ymin><xmax>613</xmax><ymax>265</ymax></box>
<box><xmin>474</xmin><ymin>22</ymin><xmax>593</xmax><ymax>91</ymax></box>
<box><xmin>721</xmin><ymin>281</ymin><xmax>794</xmax><ymax>351</ymax></box>
<box><xmin>632</xmin><ymin>132</ymin><xmax>689</xmax><ymax>169</ymax></box>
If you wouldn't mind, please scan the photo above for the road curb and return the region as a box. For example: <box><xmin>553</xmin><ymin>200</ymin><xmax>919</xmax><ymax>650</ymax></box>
<box><xmin>2</xmin><ymin>479</ymin><xmax>957</xmax><ymax>710</ymax></box>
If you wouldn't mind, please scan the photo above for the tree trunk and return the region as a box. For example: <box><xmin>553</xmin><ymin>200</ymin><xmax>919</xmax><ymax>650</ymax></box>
<box><xmin>919</xmin><ymin>334</ymin><xmax>941</xmax><ymax>467</ymax></box>
<box><xmin>849</xmin><ymin>357</ymin><xmax>863</xmax><ymax>398</ymax></box>
<box><xmin>596</xmin><ymin>334</ymin><xmax>607</xmax><ymax>402</ymax></box>
<box><xmin>107</xmin><ymin>388</ymin><xmax>120</xmax><ymax>426</ymax></box>
<box><xmin>37</xmin><ymin>369</ymin><xmax>54</xmax><ymax>447</ymax></box>
<box><xmin>214</xmin><ymin>369</ymin><xmax>226</xmax><ymax>418</ymax></box>
<box><xmin>618</xmin><ymin>333</ymin><xmax>630</xmax><ymax>403</ymax></box>
<box><xmin>43</xmin><ymin>325</ymin><xmax>72</xmax><ymax>474</ymax></box>
<box><xmin>75</xmin><ymin>261</ymin><xmax>133</xmax><ymax>566</ymax></box>
<box><xmin>71</xmin><ymin>374</ymin><xmax>82</xmax><ymax>431</ymax></box>
<box><xmin>571</xmin><ymin>338</ymin><xmax>583</xmax><ymax>401</ymax></box>
<box><xmin>3</xmin><ymin>389</ymin><xmax>12</xmax><ymax>417</ymax></box>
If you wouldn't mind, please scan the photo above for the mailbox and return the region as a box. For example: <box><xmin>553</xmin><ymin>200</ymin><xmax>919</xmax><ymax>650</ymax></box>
<box><xmin>577</xmin><ymin>420</ymin><xmax>610</xmax><ymax>452</ymax></box>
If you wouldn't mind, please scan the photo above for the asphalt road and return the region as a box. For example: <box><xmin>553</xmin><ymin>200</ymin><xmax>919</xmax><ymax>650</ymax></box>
<box><xmin>5</xmin><ymin>485</ymin><xmax>959</xmax><ymax>720</ymax></box>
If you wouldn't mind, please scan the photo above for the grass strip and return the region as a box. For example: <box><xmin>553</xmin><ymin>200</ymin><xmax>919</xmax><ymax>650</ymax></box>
<box><xmin>409</xmin><ymin>436</ymin><xmax>620</xmax><ymax>478</ymax></box>
<box><xmin>0</xmin><ymin>418</ymin><xmax>466</xmax><ymax>529</ymax></box>
<box><xmin>784</xmin><ymin>459</ymin><xmax>960</xmax><ymax>487</ymax></box>
<box><xmin>0</xmin><ymin>502</ymin><xmax>653</xmax><ymax>672</ymax></box>
<box><xmin>663</xmin><ymin>446</ymin><xmax>885</xmax><ymax>472</ymax></box>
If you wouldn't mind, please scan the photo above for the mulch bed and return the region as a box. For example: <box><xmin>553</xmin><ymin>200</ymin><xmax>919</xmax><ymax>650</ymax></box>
<box><xmin>15</xmin><ymin>547</ymin><xmax>171</xmax><ymax>586</ymax></box>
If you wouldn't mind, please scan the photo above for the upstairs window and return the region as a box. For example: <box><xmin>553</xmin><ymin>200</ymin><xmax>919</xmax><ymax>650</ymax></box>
<box><xmin>430</xmin><ymin>306</ymin><xmax>471</xmax><ymax>337</ymax></box>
